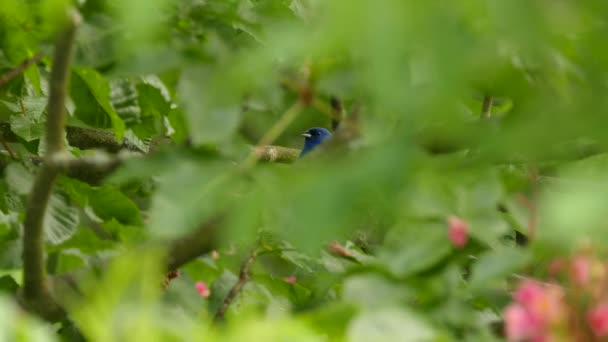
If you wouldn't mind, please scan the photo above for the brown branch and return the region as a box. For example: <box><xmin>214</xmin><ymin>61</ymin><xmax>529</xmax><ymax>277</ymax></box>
<box><xmin>214</xmin><ymin>249</ymin><xmax>258</xmax><ymax>323</ymax></box>
<box><xmin>481</xmin><ymin>95</ymin><xmax>493</xmax><ymax>119</ymax></box>
<box><xmin>20</xmin><ymin>9</ymin><xmax>80</xmax><ymax>321</ymax></box>
<box><xmin>0</xmin><ymin>52</ymin><xmax>44</xmax><ymax>89</ymax></box>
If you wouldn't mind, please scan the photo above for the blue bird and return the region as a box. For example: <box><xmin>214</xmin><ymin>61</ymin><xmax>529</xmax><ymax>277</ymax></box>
<box><xmin>300</xmin><ymin>127</ymin><xmax>332</xmax><ymax>157</ymax></box>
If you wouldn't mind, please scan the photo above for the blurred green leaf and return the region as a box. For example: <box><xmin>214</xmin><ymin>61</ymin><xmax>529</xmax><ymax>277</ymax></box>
<box><xmin>347</xmin><ymin>308</ymin><xmax>436</xmax><ymax>342</ymax></box>
<box><xmin>380</xmin><ymin>222</ymin><xmax>452</xmax><ymax>277</ymax></box>
<box><xmin>469</xmin><ymin>247</ymin><xmax>530</xmax><ymax>291</ymax></box>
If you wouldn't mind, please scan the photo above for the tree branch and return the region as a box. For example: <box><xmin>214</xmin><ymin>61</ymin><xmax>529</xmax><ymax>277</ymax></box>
<box><xmin>214</xmin><ymin>249</ymin><xmax>258</xmax><ymax>323</ymax></box>
<box><xmin>0</xmin><ymin>122</ymin><xmax>143</xmax><ymax>153</ymax></box>
<box><xmin>251</xmin><ymin>145</ymin><xmax>300</xmax><ymax>163</ymax></box>
<box><xmin>20</xmin><ymin>10</ymin><xmax>80</xmax><ymax>321</ymax></box>
<box><xmin>0</xmin><ymin>52</ymin><xmax>44</xmax><ymax>89</ymax></box>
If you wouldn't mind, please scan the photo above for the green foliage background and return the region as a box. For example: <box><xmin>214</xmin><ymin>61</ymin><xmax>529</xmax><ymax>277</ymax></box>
<box><xmin>1</xmin><ymin>0</ymin><xmax>608</xmax><ymax>340</ymax></box>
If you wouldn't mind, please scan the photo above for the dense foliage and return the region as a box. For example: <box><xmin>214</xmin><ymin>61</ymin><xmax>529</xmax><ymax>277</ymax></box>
<box><xmin>2</xmin><ymin>0</ymin><xmax>608</xmax><ymax>341</ymax></box>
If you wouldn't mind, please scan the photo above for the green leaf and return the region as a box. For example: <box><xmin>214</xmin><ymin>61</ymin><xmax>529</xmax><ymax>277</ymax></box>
<box><xmin>71</xmin><ymin>68</ymin><xmax>126</xmax><ymax>140</ymax></box>
<box><xmin>347</xmin><ymin>308</ymin><xmax>436</xmax><ymax>342</ymax></box>
<box><xmin>44</xmin><ymin>193</ymin><xmax>80</xmax><ymax>245</ymax></box>
<box><xmin>178</xmin><ymin>67</ymin><xmax>241</xmax><ymax>145</ymax></box>
<box><xmin>89</xmin><ymin>187</ymin><xmax>142</xmax><ymax>226</ymax></box>
<box><xmin>343</xmin><ymin>274</ymin><xmax>413</xmax><ymax>310</ymax></box>
<box><xmin>469</xmin><ymin>247</ymin><xmax>530</xmax><ymax>291</ymax></box>
<box><xmin>5</xmin><ymin>163</ymin><xmax>33</xmax><ymax>195</ymax></box>
<box><xmin>110</xmin><ymin>78</ymin><xmax>140</xmax><ymax>124</ymax></box>
<box><xmin>0</xmin><ymin>275</ymin><xmax>19</xmax><ymax>294</ymax></box>
<box><xmin>137</xmin><ymin>82</ymin><xmax>170</xmax><ymax>118</ymax></box>
<box><xmin>380</xmin><ymin>222</ymin><xmax>452</xmax><ymax>277</ymax></box>
<box><xmin>2</xmin><ymin>96</ymin><xmax>47</xmax><ymax>142</ymax></box>
<box><xmin>148</xmin><ymin>160</ymin><xmax>230</xmax><ymax>239</ymax></box>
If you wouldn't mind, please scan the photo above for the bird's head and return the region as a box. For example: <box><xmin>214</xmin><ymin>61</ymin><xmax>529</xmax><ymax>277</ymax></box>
<box><xmin>300</xmin><ymin>127</ymin><xmax>332</xmax><ymax>156</ymax></box>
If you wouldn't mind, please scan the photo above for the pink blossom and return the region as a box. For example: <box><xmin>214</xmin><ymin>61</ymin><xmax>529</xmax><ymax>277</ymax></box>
<box><xmin>570</xmin><ymin>255</ymin><xmax>590</xmax><ymax>286</ymax></box>
<box><xmin>195</xmin><ymin>281</ymin><xmax>211</xmax><ymax>298</ymax></box>
<box><xmin>447</xmin><ymin>216</ymin><xmax>468</xmax><ymax>248</ymax></box>
<box><xmin>504</xmin><ymin>303</ymin><xmax>541</xmax><ymax>341</ymax></box>
<box><xmin>587</xmin><ymin>303</ymin><xmax>608</xmax><ymax>337</ymax></box>
<box><xmin>283</xmin><ymin>276</ymin><xmax>297</xmax><ymax>284</ymax></box>
<box><xmin>514</xmin><ymin>280</ymin><xmax>546</xmax><ymax>309</ymax></box>
<box><xmin>513</xmin><ymin>280</ymin><xmax>565</xmax><ymax>325</ymax></box>
<box><xmin>211</xmin><ymin>250</ymin><xmax>220</xmax><ymax>260</ymax></box>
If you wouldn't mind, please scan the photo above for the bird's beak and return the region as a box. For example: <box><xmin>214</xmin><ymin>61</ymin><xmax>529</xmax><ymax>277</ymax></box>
<box><xmin>301</xmin><ymin>132</ymin><xmax>312</xmax><ymax>138</ymax></box>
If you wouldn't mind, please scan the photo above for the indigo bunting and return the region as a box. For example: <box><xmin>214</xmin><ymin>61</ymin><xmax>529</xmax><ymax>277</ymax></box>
<box><xmin>300</xmin><ymin>127</ymin><xmax>332</xmax><ymax>157</ymax></box>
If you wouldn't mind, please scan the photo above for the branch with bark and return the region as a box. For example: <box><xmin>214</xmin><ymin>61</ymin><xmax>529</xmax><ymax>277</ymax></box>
<box><xmin>20</xmin><ymin>9</ymin><xmax>80</xmax><ymax>321</ymax></box>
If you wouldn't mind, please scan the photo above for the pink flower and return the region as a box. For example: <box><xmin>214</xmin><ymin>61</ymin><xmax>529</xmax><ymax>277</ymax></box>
<box><xmin>570</xmin><ymin>255</ymin><xmax>590</xmax><ymax>286</ymax></box>
<box><xmin>514</xmin><ymin>280</ymin><xmax>545</xmax><ymax>308</ymax></box>
<box><xmin>195</xmin><ymin>281</ymin><xmax>211</xmax><ymax>298</ymax></box>
<box><xmin>447</xmin><ymin>216</ymin><xmax>468</xmax><ymax>248</ymax></box>
<box><xmin>514</xmin><ymin>280</ymin><xmax>565</xmax><ymax>325</ymax></box>
<box><xmin>587</xmin><ymin>303</ymin><xmax>608</xmax><ymax>337</ymax></box>
<box><xmin>504</xmin><ymin>303</ymin><xmax>540</xmax><ymax>341</ymax></box>
<box><xmin>211</xmin><ymin>250</ymin><xmax>220</xmax><ymax>260</ymax></box>
<box><xmin>283</xmin><ymin>276</ymin><xmax>297</xmax><ymax>284</ymax></box>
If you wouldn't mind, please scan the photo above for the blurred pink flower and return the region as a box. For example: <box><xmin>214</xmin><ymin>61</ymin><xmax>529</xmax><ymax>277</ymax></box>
<box><xmin>504</xmin><ymin>303</ymin><xmax>540</xmax><ymax>341</ymax></box>
<box><xmin>283</xmin><ymin>276</ymin><xmax>297</xmax><ymax>284</ymax></box>
<box><xmin>211</xmin><ymin>250</ymin><xmax>220</xmax><ymax>260</ymax></box>
<box><xmin>505</xmin><ymin>280</ymin><xmax>567</xmax><ymax>341</ymax></box>
<box><xmin>570</xmin><ymin>255</ymin><xmax>590</xmax><ymax>286</ymax></box>
<box><xmin>447</xmin><ymin>216</ymin><xmax>468</xmax><ymax>248</ymax></box>
<box><xmin>514</xmin><ymin>280</ymin><xmax>565</xmax><ymax>324</ymax></box>
<box><xmin>587</xmin><ymin>303</ymin><xmax>608</xmax><ymax>337</ymax></box>
<box><xmin>195</xmin><ymin>281</ymin><xmax>211</xmax><ymax>298</ymax></box>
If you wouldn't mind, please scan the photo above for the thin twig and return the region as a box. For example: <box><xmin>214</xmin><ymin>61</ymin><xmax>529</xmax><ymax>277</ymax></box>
<box><xmin>481</xmin><ymin>95</ymin><xmax>493</xmax><ymax>119</ymax></box>
<box><xmin>21</xmin><ymin>9</ymin><xmax>80</xmax><ymax>321</ymax></box>
<box><xmin>213</xmin><ymin>250</ymin><xmax>258</xmax><ymax>323</ymax></box>
<box><xmin>0</xmin><ymin>138</ymin><xmax>16</xmax><ymax>159</ymax></box>
<box><xmin>0</xmin><ymin>52</ymin><xmax>44</xmax><ymax>89</ymax></box>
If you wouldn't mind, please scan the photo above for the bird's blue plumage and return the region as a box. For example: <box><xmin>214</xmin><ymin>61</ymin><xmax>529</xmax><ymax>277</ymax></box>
<box><xmin>300</xmin><ymin>127</ymin><xmax>332</xmax><ymax>157</ymax></box>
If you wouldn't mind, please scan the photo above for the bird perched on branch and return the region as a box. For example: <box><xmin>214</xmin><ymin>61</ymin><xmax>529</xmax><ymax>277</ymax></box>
<box><xmin>300</xmin><ymin>127</ymin><xmax>332</xmax><ymax>157</ymax></box>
